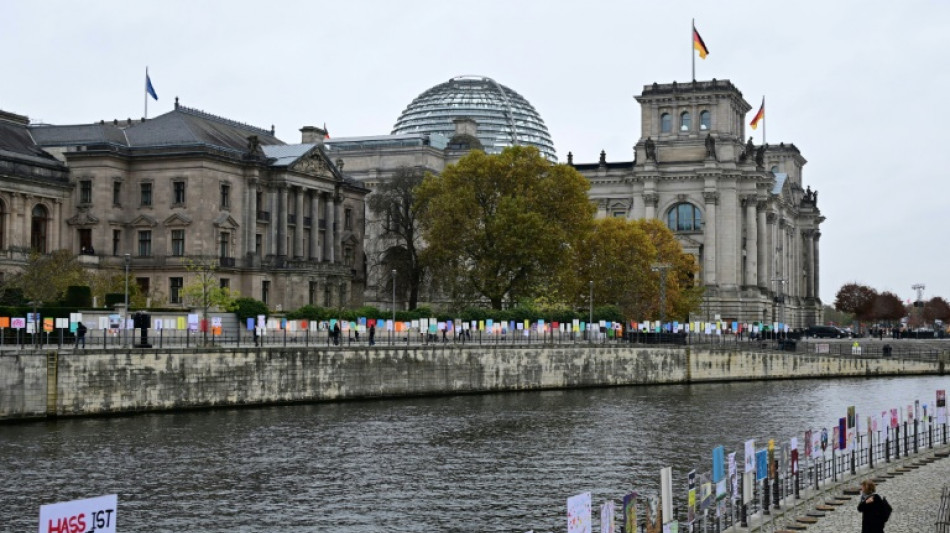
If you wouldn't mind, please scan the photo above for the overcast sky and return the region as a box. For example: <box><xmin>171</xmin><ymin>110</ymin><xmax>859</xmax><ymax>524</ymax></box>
<box><xmin>3</xmin><ymin>1</ymin><xmax>946</xmax><ymax>306</ymax></box>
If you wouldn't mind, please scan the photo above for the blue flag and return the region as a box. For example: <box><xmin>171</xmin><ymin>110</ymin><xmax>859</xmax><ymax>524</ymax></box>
<box><xmin>146</xmin><ymin>73</ymin><xmax>158</xmax><ymax>101</ymax></box>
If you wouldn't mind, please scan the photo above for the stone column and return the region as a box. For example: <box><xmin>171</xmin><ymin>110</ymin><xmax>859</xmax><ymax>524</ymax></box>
<box><xmin>813</xmin><ymin>231</ymin><xmax>821</xmax><ymax>299</ymax></box>
<box><xmin>52</xmin><ymin>199</ymin><xmax>62</xmax><ymax>251</ymax></box>
<box><xmin>309</xmin><ymin>189</ymin><xmax>320</xmax><ymax>260</ymax></box>
<box><xmin>765</xmin><ymin>212</ymin><xmax>777</xmax><ymax>292</ymax></box>
<box><xmin>322</xmin><ymin>192</ymin><xmax>333</xmax><ymax>261</ymax></box>
<box><xmin>702</xmin><ymin>191</ymin><xmax>718</xmax><ymax>285</ymax></box>
<box><xmin>332</xmin><ymin>190</ymin><xmax>341</xmax><ymax>263</ymax></box>
<box><xmin>744</xmin><ymin>196</ymin><xmax>758</xmax><ymax>287</ymax></box>
<box><xmin>756</xmin><ymin>202</ymin><xmax>768</xmax><ymax>290</ymax></box>
<box><xmin>277</xmin><ymin>185</ymin><xmax>288</xmax><ymax>257</ymax></box>
<box><xmin>643</xmin><ymin>193</ymin><xmax>658</xmax><ymax>220</ymax></box>
<box><xmin>246</xmin><ymin>179</ymin><xmax>258</xmax><ymax>257</ymax></box>
<box><xmin>294</xmin><ymin>187</ymin><xmax>304</xmax><ymax>258</ymax></box>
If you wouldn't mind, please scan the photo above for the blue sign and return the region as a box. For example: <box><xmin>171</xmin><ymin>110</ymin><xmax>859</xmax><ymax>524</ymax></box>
<box><xmin>712</xmin><ymin>445</ymin><xmax>725</xmax><ymax>482</ymax></box>
<box><xmin>755</xmin><ymin>450</ymin><xmax>768</xmax><ymax>481</ymax></box>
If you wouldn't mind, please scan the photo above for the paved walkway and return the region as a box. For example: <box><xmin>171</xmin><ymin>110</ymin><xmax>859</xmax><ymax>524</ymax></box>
<box><xmin>738</xmin><ymin>447</ymin><xmax>950</xmax><ymax>533</ymax></box>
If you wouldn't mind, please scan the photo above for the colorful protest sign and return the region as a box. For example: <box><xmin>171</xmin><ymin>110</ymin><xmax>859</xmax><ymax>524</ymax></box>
<box><xmin>567</xmin><ymin>492</ymin><xmax>591</xmax><ymax>533</ymax></box>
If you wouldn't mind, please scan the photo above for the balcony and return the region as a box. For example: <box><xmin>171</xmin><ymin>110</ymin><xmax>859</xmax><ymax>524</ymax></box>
<box><xmin>257</xmin><ymin>211</ymin><xmax>271</xmax><ymax>222</ymax></box>
<box><xmin>219</xmin><ymin>257</ymin><xmax>236</xmax><ymax>268</ymax></box>
<box><xmin>304</xmin><ymin>216</ymin><xmax>312</xmax><ymax>226</ymax></box>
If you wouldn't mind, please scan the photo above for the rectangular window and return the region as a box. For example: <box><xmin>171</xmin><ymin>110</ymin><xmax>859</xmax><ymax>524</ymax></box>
<box><xmin>261</xmin><ymin>280</ymin><xmax>270</xmax><ymax>305</ymax></box>
<box><xmin>79</xmin><ymin>180</ymin><xmax>92</xmax><ymax>204</ymax></box>
<box><xmin>344</xmin><ymin>208</ymin><xmax>353</xmax><ymax>230</ymax></box>
<box><xmin>171</xmin><ymin>229</ymin><xmax>185</xmax><ymax>256</ymax></box>
<box><xmin>136</xmin><ymin>277</ymin><xmax>150</xmax><ymax>297</ymax></box>
<box><xmin>255</xmin><ymin>233</ymin><xmax>262</xmax><ymax>257</ymax></box>
<box><xmin>141</xmin><ymin>182</ymin><xmax>152</xmax><ymax>206</ymax></box>
<box><xmin>170</xmin><ymin>277</ymin><xmax>183</xmax><ymax>304</ymax></box>
<box><xmin>113</xmin><ymin>182</ymin><xmax>122</xmax><ymax>206</ymax></box>
<box><xmin>219</xmin><ymin>278</ymin><xmax>230</xmax><ymax>290</ymax></box>
<box><xmin>220</xmin><ymin>232</ymin><xmax>230</xmax><ymax>258</ymax></box>
<box><xmin>612</xmin><ymin>211</ymin><xmax>626</xmax><ymax>218</ymax></box>
<box><xmin>173</xmin><ymin>181</ymin><xmax>186</xmax><ymax>205</ymax></box>
<box><xmin>309</xmin><ymin>281</ymin><xmax>317</xmax><ymax>305</ymax></box>
<box><xmin>138</xmin><ymin>230</ymin><xmax>152</xmax><ymax>257</ymax></box>
<box><xmin>79</xmin><ymin>229</ymin><xmax>93</xmax><ymax>254</ymax></box>
<box><xmin>220</xmin><ymin>183</ymin><xmax>231</xmax><ymax>209</ymax></box>
<box><xmin>112</xmin><ymin>230</ymin><xmax>121</xmax><ymax>256</ymax></box>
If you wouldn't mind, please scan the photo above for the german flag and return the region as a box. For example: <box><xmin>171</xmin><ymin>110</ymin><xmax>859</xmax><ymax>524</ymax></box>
<box><xmin>750</xmin><ymin>98</ymin><xmax>765</xmax><ymax>130</ymax></box>
<box><xmin>693</xmin><ymin>26</ymin><xmax>709</xmax><ymax>59</ymax></box>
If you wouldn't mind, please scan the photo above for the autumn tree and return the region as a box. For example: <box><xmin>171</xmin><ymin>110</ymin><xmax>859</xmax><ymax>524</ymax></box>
<box><xmin>88</xmin><ymin>270</ymin><xmax>147</xmax><ymax>308</ymax></box>
<box><xmin>834</xmin><ymin>283</ymin><xmax>877</xmax><ymax>321</ymax></box>
<box><xmin>573</xmin><ymin>217</ymin><xmax>701</xmax><ymax>320</ymax></box>
<box><xmin>416</xmin><ymin>146</ymin><xmax>594</xmax><ymax>308</ymax></box>
<box><xmin>367</xmin><ymin>166</ymin><xmax>427</xmax><ymax>310</ymax></box>
<box><xmin>870</xmin><ymin>291</ymin><xmax>905</xmax><ymax>324</ymax></box>
<box><xmin>923</xmin><ymin>297</ymin><xmax>950</xmax><ymax>324</ymax></box>
<box><xmin>7</xmin><ymin>250</ymin><xmax>85</xmax><ymax>306</ymax></box>
<box><xmin>181</xmin><ymin>258</ymin><xmax>237</xmax><ymax>344</ymax></box>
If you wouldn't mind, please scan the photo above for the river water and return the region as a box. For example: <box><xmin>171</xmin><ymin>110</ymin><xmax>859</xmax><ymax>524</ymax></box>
<box><xmin>2</xmin><ymin>375</ymin><xmax>948</xmax><ymax>532</ymax></box>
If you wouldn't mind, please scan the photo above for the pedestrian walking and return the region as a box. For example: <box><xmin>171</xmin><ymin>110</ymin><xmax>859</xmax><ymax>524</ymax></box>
<box><xmin>368</xmin><ymin>324</ymin><xmax>376</xmax><ymax>346</ymax></box>
<box><xmin>857</xmin><ymin>479</ymin><xmax>891</xmax><ymax>533</ymax></box>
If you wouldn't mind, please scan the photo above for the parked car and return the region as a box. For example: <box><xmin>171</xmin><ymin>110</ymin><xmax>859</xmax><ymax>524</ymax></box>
<box><xmin>804</xmin><ymin>325</ymin><xmax>844</xmax><ymax>338</ymax></box>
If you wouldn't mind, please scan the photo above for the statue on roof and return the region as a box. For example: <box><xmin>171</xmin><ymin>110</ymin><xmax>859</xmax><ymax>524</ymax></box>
<box><xmin>705</xmin><ymin>134</ymin><xmax>716</xmax><ymax>159</ymax></box>
<box><xmin>599</xmin><ymin>150</ymin><xmax>607</xmax><ymax>165</ymax></box>
<box><xmin>245</xmin><ymin>135</ymin><xmax>264</xmax><ymax>159</ymax></box>
<box><xmin>746</xmin><ymin>137</ymin><xmax>755</xmax><ymax>158</ymax></box>
<box><xmin>644</xmin><ymin>137</ymin><xmax>656</xmax><ymax>161</ymax></box>
<box><xmin>755</xmin><ymin>144</ymin><xmax>766</xmax><ymax>167</ymax></box>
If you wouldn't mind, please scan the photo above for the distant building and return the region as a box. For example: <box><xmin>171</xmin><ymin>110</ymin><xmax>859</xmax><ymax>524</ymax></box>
<box><xmin>573</xmin><ymin>79</ymin><xmax>823</xmax><ymax>327</ymax></box>
<box><xmin>23</xmin><ymin>101</ymin><xmax>368</xmax><ymax>310</ymax></box>
<box><xmin>0</xmin><ymin>110</ymin><xmax>71</xmax><ymax>283</ymax></box>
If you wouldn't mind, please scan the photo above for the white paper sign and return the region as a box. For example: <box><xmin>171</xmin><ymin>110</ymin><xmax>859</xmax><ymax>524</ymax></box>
<box><xmin>38</xmin><ymin>494</ymin><xmax>117</xmax><ymax>533</ymax></box>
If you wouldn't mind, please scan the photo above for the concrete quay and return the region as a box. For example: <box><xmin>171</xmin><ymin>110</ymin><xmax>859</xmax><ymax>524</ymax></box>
<box><xmin>732</xmin><ymin>446</ymin><xmax>950</xmax><ymax>533</ymax></box>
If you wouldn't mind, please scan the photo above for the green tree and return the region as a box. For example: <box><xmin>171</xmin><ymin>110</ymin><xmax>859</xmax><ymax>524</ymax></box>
<box><xmin>637</xmin><ymin>219</ymin><xmax>704</xmax><ymax>321</ymax></box>
<box><xmin>88</xmin><ymin>269</ymin><xmax>146</xmax><ymax>308</ymax></box>
<box><xmin>232</xmin><ymin>297</ymin><xmax>269</xmax><ymax>323</ymax></box>
<box><xmin>367</xmin><ymin>166</ymin><xmax>427</xmax><ymax>309</ymax></box>
<box><xmin>181</xmin><ymin>258</ymin><xmax>237</xmax><ymax>344</ymax></box>
<box><xmin>573</xmin><ymin>217</ymin><xmax>654</xmax><ymax>318</ymax></box>
<box><xmin>416</xmin><ymin>146</ymin><xmax>594</xmax><ymax>309</ymax></box>
<box><xmin>7</xmin><ymin>250</ymin><xmax>85</xmax><ymax>306</ymax></box>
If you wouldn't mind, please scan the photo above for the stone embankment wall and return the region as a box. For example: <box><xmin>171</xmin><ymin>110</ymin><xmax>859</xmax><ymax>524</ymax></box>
<box><xmin>0</xmin><ymin>346</ymin><xmax>943</xmax><ymax>420</ymax></box>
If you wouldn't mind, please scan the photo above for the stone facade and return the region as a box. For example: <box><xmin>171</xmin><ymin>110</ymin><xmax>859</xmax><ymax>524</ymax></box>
<box><xmin>0</xmin><ymin>110</ymin><xmax>72</xmax><ymax>281</ymax></box>
<box><xmin>573</xmin><ymin>80</ymin><xmax>824</xmax><ymax>327</ymax></box>
<box><xmin>17</xmin><ymin>102</ymin><xmax>368</xmax><ymax>310</ymax></box>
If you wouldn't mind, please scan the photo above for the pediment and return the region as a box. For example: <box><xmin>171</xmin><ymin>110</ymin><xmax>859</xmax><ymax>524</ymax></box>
<box><xmin>130</xmin><ymin>214</ymin><xmax>158</xmax><ymax>228</ymax></box>
<box><xmin>341</xmin><ymin>232</ymin><xmax>361</xmax><ymax>245</ymax></box>
<box><xmin>291</xmin><ymin>147</ymin><xmax>331</xmax><ymax>176</ymax></box>
<box><xmin>163</xmin><ymin>213</ymin><xmax>193</xmax><ymax>227</ymax></box>
<box><xmin>213</xmin><ymin>213</ymin><xmax>240</xmax><ymax>229</ymax></box>
<box><xmin>66</xmin><ymin>212</ymin><xmax>100</xmax><ymax>226</ymax></box>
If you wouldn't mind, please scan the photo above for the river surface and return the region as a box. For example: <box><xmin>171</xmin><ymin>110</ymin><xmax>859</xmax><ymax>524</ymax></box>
<box><xmin>2</xmin><ymin>376</ymin><xmax>948</xmax><ymax>532</ymax></box>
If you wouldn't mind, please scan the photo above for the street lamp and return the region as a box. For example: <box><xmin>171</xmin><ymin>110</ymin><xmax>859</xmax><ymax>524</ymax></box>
<box><xmin>391</xmin><ymin>268</ymin><xmax>397</xmax><ymax>328</ymax></box>
<box><xmin>771</xmin><ymin>278</ymin><xmax>786</xmax><ymax>339</ymax></box>
<box><xmin>652</xmin><ymin>263</ymin><xmax>672</xmax><ymax>339</ymax></box>
<box><xmin>124</xmin><ymin>253</ymin><xmax>130</xmax><ymax>347</ymax></box>
<box><xmin>589</xmin><ymin>280</ymin><xmax>593</xmax><ymax>343</ymax></box>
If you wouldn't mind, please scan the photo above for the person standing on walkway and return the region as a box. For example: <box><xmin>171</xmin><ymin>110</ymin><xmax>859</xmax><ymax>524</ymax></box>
<box><xmin>857</xmin><ymin>479</ymin><xmax>890</xmax><ymax>533</ymax></box>
<box><xmin>75</xmin><ymin>322</ymin><xmax>87</xmax><ymax>349</ymax></box>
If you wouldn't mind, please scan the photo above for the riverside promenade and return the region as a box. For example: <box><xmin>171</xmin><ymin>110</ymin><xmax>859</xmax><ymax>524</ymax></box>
<box><xmin>732</xmin><ymin>446</ymin><xmax>950</xmax><ymax>533</ymax></box>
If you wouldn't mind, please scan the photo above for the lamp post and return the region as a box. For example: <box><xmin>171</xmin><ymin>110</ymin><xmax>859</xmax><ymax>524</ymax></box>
<box><xmin>124</xmin><ymin>253</ymin><xmax>130</xmax><ymax>347</ymax></box>
<box><xmin>912</xmin><ymin>283</ymin><xmax>925</xmax><ymax>337</ymax></box>
<box><xmin>652</xmin><ymin>263</ymin><xmax>672</xmax><ymax>339</ymax></box>
<box><xmin>589</xmin><ymin>280</ymin><xmax>593</xmax><ymax>343</ymax></box>
<box><xmin>771</xmin><ymin>278</ymin><xmax>786</xmax><ymax>340</ymax></box>
<box><xmin>392</xmin><ymin>269</ymin><xmax>397</xmax><ymax>344</ymax></box>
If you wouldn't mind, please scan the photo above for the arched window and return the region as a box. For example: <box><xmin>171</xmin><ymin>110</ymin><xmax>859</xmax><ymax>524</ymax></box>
<box><xmin>31</xmin><ymin>204</ymin><xmax>49</xmax><ymax>253</ymax></box>
<box><xmin>660</xmin><ymin>113</ymin><xmax>671</xmax><ymax>133</ymax></box>
<box><xmin>680</xmin><ymin>111</ymin><xmax>691</xmax><ymax>131</ymax></box>
<box><xmin>666</xmin><ymin>203</ymin><xmax>703</xmax><ymax>232</ymax></box>
<box><xmin>770</xmin><ymin>165</ymin><xmax>779</xmax><ymax>174</ymax></box>
<box><xmin>700</xmin><ymin>110</ymin><xmax>711</xmax><ymax>130</ymax></box>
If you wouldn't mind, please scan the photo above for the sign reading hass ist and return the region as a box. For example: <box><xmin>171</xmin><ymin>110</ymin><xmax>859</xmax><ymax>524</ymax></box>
<box><xmin>39</xmin><ymin>494</ymin><xmax>117</xmax><ymax>533</ymax></box>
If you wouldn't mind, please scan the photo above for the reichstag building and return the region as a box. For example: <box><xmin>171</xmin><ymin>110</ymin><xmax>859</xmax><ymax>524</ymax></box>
<box><xmin>0</xmin><ymin>74</ymin><xmax>822</xmax><ymax>326</ymax></box>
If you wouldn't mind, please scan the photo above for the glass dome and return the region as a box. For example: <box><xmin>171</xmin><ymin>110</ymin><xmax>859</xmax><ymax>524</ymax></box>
<box><xmin>392</xmin><ymin>75</ymin><xmax>557</xmax><ymax>161</ymax></box>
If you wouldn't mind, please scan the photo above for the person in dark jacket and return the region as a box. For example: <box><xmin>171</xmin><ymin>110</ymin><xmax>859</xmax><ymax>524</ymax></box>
<box><xmin>857</xmin><ymin>479</ymin><xmax>889</xmax><ymax>533</ymax></box>
<box><xmin>75</xmin><ymin>322</ymin><xmax>87</xmax><ymax>348</ymax></box>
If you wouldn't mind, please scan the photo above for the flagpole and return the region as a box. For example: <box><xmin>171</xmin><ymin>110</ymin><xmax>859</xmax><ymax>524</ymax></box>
<box><xmin>145</xmin><ymin>67</ymin><xmax>149</xmax><ymax>120</ymax></box>
<box><xmin>762</xmin><ymin>96</ymin><xmax>766</xmax><ymax>145</ymax></box>
<box><xmin>691</xmin><ymin>19</ymin><xmax>695</xmax><ymax>82</ymax></box>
